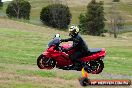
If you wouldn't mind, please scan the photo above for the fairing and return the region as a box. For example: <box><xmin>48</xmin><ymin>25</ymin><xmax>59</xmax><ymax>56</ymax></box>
<box><xmin>80</xmin><ymin>48</ymin><xmax>106</xmax><ymax>62</ymax></box>
<box><xmin>42</xmin><ymin>44</ymin><xmax>106</xmax><ymax>68</ymax></box>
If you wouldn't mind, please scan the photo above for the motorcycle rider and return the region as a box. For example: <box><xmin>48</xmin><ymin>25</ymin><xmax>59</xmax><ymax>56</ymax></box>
<box><xmin>61</xmin><ymin>26</ymin><xmax>89</xmax><ymax>68</ymax></box>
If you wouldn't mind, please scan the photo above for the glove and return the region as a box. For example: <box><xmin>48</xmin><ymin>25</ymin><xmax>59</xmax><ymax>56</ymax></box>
<box><xmin>59</xmin><ymin>39</ymin><xmax>62</xmax><ymax>43</ymax></box>
<box><xmin>62</xmin><ymin>48</ymin><xmax>68</xmax><ymax>52</ymax></box>
<box><xmin>60</xmin><ymin>39</ymin><xmax>68</xmax><ymax>42</ymax></box>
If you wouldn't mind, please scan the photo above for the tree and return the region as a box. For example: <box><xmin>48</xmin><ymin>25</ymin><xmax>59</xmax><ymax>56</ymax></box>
<box><xmin>6</xmin><ymin>0</ymin><xmax>31</xmax><ymax>20</ymax></box>
<box><xmin>40</xmin><ymin>4</ymin><xmax>71</xmax><ymax>29</ymax></box>
<box><xmin>78</xmin><ymin>14</ymin><xmax>87</xmax><ymax>34</ymax></box>
<box><xmin>79</xmin><ymin>0</ymin><xmax>105</xmax><ymax>36</ymax></box>
<box><xmin>0</xmin><ymin>0</ymin><xmax>3</xmax><ymax>9</ymax></box>
<box><xmin>109</xmin><ymin>2</ymin><xmax>125</xmax><ymax>38</ymax></box>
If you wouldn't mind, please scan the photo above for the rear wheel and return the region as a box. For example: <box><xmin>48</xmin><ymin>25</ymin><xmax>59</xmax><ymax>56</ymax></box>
<box><xmin>85</xmin><ymin>60</ymin><xmax>104</xmax><ymax>74</ymax></box>
<box><xmin>37</xmin><ymin>54</ymin><xmax>56</xmax><ymax>69</ymax></box>
<box><xmin>90</xmin><ymin>60</ymin><xmax>104</xmax><ymax>74</ymax></box>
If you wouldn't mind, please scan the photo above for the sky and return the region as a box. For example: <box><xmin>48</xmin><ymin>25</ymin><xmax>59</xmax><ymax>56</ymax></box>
<box><xmin>2</xmin><ymin>0</ymin><xmax>13</xmax><ymax>2</ymax></box>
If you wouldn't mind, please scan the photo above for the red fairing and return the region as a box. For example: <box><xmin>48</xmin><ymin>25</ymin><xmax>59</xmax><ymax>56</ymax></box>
<box><xmin>61</xmin><ymin>44</ymin><xmax>75</xmax><ymax>55</ymax></box>
<box><xmin>80</xmin><ymin>48</ymin><xmax>106</xmax><ymax>62</ymax></box>
<box><xmin>42</xmin><ymin>45</ymin><xmax>56</xmax><ymax>57</ymax></box>
<box><xmin>39</xmin><ymin>43</ymin><xmax>106</xmax><ymax>70</ymax></box>
<box><xmin>55</xmin><ymin>54</ymin><xmax>73</xmax><ymax>67</ymax></box>
<box><xmin>43</xmin><ymin>45</ymin><xmax>73</xmax><ymax>67</ymax></box>
<box><xmin>62</xmin><ymin>44</ymin><xmax>72</xmax><ymax>49</ymax></box>
<box><xmin>47</xmin><ymin>45</ymin><xmax>56</xmax><ymax>52</ymax></box>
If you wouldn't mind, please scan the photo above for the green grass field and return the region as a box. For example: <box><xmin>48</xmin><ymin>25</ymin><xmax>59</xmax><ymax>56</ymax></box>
<box><xmin>0</xmin><ymin>0</ymin><xmax>132</xmax><ymax>87</ymax></box>
<box><xmin>0</xmin><ymin>18</ymin><xmax>132</xmax><ymax>88</ymax></box>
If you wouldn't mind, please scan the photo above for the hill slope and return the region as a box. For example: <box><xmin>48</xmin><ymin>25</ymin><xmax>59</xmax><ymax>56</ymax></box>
<box><xmin>27</xmin><ymin>0</ymin><xmax>132</xmax><ymax>25</ymax></box>
<box><xmin>0</xmin><ymin>18</ymin><xmax>132</xmax><ymax>88</ymax></box>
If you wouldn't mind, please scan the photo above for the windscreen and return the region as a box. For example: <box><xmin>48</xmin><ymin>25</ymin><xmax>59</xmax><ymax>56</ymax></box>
<box><xmin>48</xmin><ymin>38</ymin><xmax>60</xmax><ymax>47</ymax></box>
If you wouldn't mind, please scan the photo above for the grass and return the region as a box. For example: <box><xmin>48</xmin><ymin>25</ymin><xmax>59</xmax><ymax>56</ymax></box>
<box><xmin>16</xmin><ymin>69</ymin><xmax>57</xmax><ymax>77</ymax></box>
<box><xmin>58</xmin><ymin>72</ymin><xmax>81</xmax><ymax>80</ymax></box>
<box><xmin>0</xmin><ymin>0</ymin><xmax>132</xmax><ymax>87</ymax></box>
<box><xmin>104</xmin><ymin>47</ymin><xmax>132</xmax><ymax>75</ymax></box>
<box><xmin>119</xmin><ymin>3</ymin><xmax>132</xmax><ymax>15</ymax></box>
<box><xmin>0</xmin><ymin>25</ymin><xmax>132</xmax><ymax>76</ymax></box>
<box><xmin>0</xmin><ymin>18</ymin><xmax>132</xmax><ymax>87</ymax></box>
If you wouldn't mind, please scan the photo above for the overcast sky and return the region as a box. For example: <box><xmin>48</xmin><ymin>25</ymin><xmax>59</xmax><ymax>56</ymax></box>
<box><xmin>2</xmin><ymin>0</ymin><xmax>13</xmax><ymax>2</ymax></box>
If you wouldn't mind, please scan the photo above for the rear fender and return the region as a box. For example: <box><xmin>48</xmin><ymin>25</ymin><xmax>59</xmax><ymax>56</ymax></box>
<box><xmin>100</xmin><ymin>48</ymin><xmax>106</xmax><ymax>57</ymax></box>
<box><xmin>99</xmin><ymin>56</ymin><xmax>105</xmax><ymax>60</ymax></box>
<box><xmin>81</xmin><ymin>48</ymin><xmax>106</xmax><ymax>62</ymax></box>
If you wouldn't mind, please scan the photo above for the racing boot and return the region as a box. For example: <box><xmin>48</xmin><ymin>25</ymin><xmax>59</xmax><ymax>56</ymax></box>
<box><xmin>71</xmin><ymin>63</ymin><xmax>80</xmax><ymax>70</ymax></box>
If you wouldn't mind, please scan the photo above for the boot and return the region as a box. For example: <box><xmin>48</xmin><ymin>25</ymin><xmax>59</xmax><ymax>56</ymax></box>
<box><xmin>84</xmin><ymin>66</ymin><xmax>91</xmax><ymax>73</ymax></box>
<box><xmin>71</xmin><ymin>63</ymin><xmax>80</xmax><ymax>70</ymax></box>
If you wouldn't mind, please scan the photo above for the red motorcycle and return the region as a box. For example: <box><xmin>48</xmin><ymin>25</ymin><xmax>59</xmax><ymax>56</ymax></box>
<box><xmin>37</xmin><ymin>37</ymin><xmax>106</xmax><ymax>74</ymax></box>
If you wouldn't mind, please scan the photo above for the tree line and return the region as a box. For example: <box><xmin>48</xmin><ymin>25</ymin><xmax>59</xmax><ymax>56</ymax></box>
<box><xmin>1</xmin><ymin>0</ymin><xmax>121</xmax><ymax>37</ymax></box>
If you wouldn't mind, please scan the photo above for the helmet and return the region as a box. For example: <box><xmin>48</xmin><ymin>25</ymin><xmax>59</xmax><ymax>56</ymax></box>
<box><xmin>69</xmin><ymin>26</ymin><xmax>79</xmax><ymax>37</ymax></box>
<box><xmin>53</xmin><ymin>34</ymin><xmax>60</xmax><ymax>39</ymax></box>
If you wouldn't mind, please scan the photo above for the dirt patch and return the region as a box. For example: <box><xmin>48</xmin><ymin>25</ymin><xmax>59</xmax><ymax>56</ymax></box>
<box><xmin>101</xmin><ymin>73</ymin><xmax>132</xmax><ymax>79</ymax></box>
<box><xmin>0</xmin><ymin>72</ymin><xmax>81</xmax><ymax>88</ymax></box>
<box><xmin>0</xmin><ymin>72</ymin><xmax>131</xmax><ymax>88</ymax></box>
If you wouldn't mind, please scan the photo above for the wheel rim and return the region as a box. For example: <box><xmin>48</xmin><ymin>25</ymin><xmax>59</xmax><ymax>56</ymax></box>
<box><xmin>39</xmin><ymin>58</ymin><xmax>45</xmax><ymax>68</ymax></box>
<box><xmin>37</xmin><ymin>55</ymin><xmax>56</xmax><ymax>69</ymax></box>
<box><xmin>90</xmin><ymin>60</ymin><xmax>103</xmax><ymax>74</ymax></box>
<box><xmin>91</xmin><ymin>62</ymin><xmax>100</xmax><ymax>73</ymax></box>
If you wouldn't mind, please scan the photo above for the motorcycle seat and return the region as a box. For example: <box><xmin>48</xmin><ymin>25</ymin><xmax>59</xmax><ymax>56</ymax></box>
<box><xmin>89</xmin><ymin>48</ymin><xmax>102</xmax><ymax>53</ymax></box>
<box><xmin>87</xmin><ymin>48</ymin><xmax>102</xmax><ymax>55</ymax></box>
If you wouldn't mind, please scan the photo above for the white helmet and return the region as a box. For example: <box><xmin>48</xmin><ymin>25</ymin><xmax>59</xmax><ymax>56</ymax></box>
<box><xmin>53</xmin><ymin>34</ymin><xmax>60</xmax><ymax>39</ymax></box>
<box><xmin>55</xmin><ymin>34</ymin><xmax>60</xmax><ymax>37</ymax></box>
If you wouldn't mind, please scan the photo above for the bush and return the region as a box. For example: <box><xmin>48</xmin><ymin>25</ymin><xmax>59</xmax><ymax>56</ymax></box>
<box><xmin>113</xmin><ymin>0</ymin><xmax>120</xmax><ymax>2</ymax></box>
<box><xmin>78</xmin><ymin>14</ymin><xmax>87</xmax><ymax>34</ymax></box>
<box><xmin>79</xmin><ymin>0</ymin><xmax>105</xmax><ymax>36</ymax></box>
<box><xmin>40</xmin><ymin>4</ymin><xmax>71</xmax><ymax>29</ymax></box>
<box><xmin>6</xmin><ymin>0</ymin><xmax>31</xmax><ymax>20</ymax></box>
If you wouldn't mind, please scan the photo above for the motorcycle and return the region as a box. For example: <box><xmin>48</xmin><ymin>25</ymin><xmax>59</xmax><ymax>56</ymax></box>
<box><xmin>37</xmin><ymin>35</ymin><xmax>106</xmax><ymax>74</ymax></box>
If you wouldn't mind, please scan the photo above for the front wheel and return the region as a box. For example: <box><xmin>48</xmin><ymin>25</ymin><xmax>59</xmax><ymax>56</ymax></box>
<box><xmin>37</xmin><ymin>54</ymin><xmax>56</xmax><ymax>69</ymax></box>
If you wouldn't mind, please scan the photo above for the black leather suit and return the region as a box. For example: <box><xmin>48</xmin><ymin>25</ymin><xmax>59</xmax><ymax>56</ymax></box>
<box><xmin>61</xmin><ymin>34</ymin><xmax>88</xmax><ymax>63</ymax></box>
